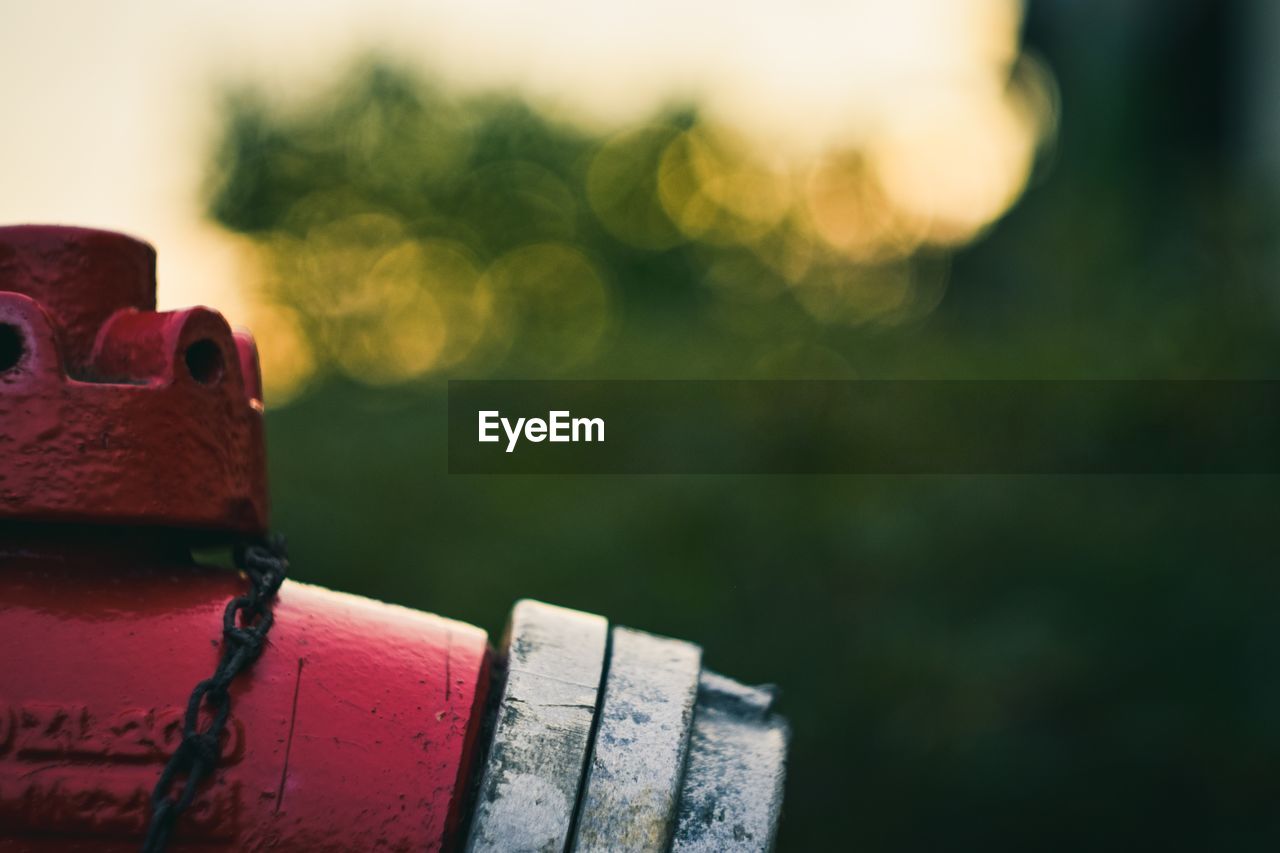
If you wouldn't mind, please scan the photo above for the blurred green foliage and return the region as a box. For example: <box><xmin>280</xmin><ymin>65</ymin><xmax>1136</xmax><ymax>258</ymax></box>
<box><xmin>206</xmin><ymin>33</ymin><xmax>1280</xmax><ymax>852</ymax></box>
<box><xmin>206</xmin><ymin>60</ymin><xmax>991</xmax><ymax>397</ymax></box>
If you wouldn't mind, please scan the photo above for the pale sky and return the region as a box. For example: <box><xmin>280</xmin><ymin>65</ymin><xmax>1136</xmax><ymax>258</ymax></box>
<box><xmin>0</xmin><ymin>0</ymin><xmax>1025</xmax><ymax>323</ymax></box>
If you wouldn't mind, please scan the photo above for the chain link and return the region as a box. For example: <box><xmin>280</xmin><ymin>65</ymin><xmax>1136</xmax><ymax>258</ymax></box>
<box><xmin>141</xmin><ymin>534</ymin><xmax>289</xmax><ymax>852</ymax></box>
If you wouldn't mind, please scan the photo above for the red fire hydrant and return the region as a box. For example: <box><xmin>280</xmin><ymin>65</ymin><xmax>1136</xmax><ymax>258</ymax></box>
<box><xmin>0</xmin><ymin>226</ymin><xmax>787</xmax><ymax>851</ymax></box>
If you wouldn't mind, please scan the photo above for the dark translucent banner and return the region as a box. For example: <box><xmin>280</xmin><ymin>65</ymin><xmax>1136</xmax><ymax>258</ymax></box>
<box><xmin>447</xmin><ymin>380</ymin><xmax>1280</xmax><ymax>474</ymax></box>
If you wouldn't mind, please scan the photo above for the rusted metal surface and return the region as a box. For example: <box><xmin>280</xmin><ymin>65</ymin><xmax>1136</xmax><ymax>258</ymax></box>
<box><xmin>573</xmin><ymin>627</ymin><xmax>701</xmax><ymax>852</ymax></box>
<box><xmin>465</xmin><ymin>599</ymin><xmax>608</xmax><ymax>853</ymax></box>
<box><xmin>0</xmin><ymin>527</ymin><xmax>491</xmax><ymax>851</ymax></box>
<box><xmin>670</xmin><ymin>672</ymin><xmax>789</xmax><ymax>852</ymax></box>
<box><xmin>0</xmin><ymin>225</ymin><xmax>268</xmax><ymax>534</ymax></box>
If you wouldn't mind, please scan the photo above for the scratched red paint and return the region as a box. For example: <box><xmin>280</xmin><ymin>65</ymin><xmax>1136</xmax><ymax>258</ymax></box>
<box><xmin>0</xmin><ymin>225</ymin><xmax>267</xmax><ymax>533</ymax></box>
<box><xmin>0</xmin><ymin>227</ymin><xmax>492</xmax><ymax>850</ymax></box>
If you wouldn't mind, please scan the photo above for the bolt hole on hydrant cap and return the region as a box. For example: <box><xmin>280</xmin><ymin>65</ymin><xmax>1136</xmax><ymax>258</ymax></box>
<box><xmin>0</xmin><ymin>324</ymin><xmax>24</xmax><ymax>372</ymax></box>
<box><xmin>185</xmin><ymin>338</ymin><xmax>224</xmax><ymax>385</ymax></box>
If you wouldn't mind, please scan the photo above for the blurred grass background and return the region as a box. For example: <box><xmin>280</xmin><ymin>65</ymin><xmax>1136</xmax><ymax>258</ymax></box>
<box><xmin>194</xmin><ymin>2</ymin><xmax>1280</xmax><ymax>849</ymax></box>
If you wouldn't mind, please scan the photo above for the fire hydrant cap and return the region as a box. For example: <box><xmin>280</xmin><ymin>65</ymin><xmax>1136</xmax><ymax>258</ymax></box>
<box><xmin>0</xmin><ymin>225</ymin><xmax>269</xmax><ymax>535</ymax></box>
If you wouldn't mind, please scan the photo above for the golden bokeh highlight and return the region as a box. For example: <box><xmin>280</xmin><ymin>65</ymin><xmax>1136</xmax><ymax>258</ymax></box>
<box><xmin>245</xmin><ymin>300</ymin><xmax>315</xmax><ymax>405</ymax></box>
<box><xmin>803</xmin><ymin>153</ymin><xmax>918</xmax><ymax>263</ymax></box>
<box><xmin>658</xmin><ymin>125</ymin><xmax>793</xmax><ymax>247</ymax></box>
<box><xmin>330</xmin><ymin>241</ymin><xmax>447</xmax><ymax>385</ymax></box>
<box><xmin>587</xmin><ymin>124</ymin><xmax>687</xmax><ymax>251</ymax></box>
<box><xmin>478</xmin><ymin>243</ymin><xmax>611</xmax><ymax>373</ymax></box>
<box><xmin>217</xmin><ymin>0</ymin><xmax>1056</xmax><ymax>398</ymax></box>
<box><xmin>415</xmin><ymin>239</ymin><xmax>491</xmax><ymax>371</ymax></box>
<box><xmin>865</xmin><ymin>81</ymin><xmax>1039</xmax><ymax>244</ymax></box>
<box><xmin>252</xmin><ymin>212</ymin><xmax>496</xmax><ymax>393</ymax></box>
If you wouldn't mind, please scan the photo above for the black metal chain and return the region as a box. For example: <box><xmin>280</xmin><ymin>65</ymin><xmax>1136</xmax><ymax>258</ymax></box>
<box><xmin>141</xmin><ymin>534</ymin><xmax>289</xmax><ymax>853</ymax></box>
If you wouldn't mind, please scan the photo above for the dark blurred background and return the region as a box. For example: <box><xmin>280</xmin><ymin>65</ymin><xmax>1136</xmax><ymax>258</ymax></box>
<box><xmin>193</xmin><ymin>1</ymin><xmax>1280</xmax><ymax>849</ymax></box>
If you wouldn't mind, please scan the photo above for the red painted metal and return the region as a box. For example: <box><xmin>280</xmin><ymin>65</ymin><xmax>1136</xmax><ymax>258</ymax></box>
<box><xmin>0</xmin><ymin>227</ymin><xmax>494</xmax><ymax>850</ymax></box>
<box><xmin>0</xmin><ymin>225</ymin><xmax>268</xmax><ymax>535</ymax></box>
<box><xmin>0</xmin><ymin>528</ymin><xmax>491</xmax><ymax>850</ymax></box>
